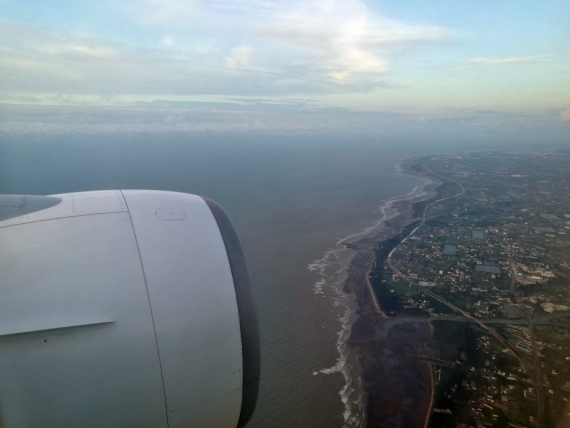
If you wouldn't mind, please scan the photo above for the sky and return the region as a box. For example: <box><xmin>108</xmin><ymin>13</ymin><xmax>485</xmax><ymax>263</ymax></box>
<box><xmin>0</xmin><ymin>0</ymin><xmax>569</xmax><ymax>143</ymax></box>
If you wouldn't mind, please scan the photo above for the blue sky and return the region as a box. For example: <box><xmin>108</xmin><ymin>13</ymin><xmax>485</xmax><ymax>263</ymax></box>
<box><xmin>0</xmin><ymin>0</ymin><xmax>568</xmax><ymax>140</ymax></box>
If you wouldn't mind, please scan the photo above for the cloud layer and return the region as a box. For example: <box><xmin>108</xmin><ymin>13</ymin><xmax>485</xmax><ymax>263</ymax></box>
<box><xmin>0</xmin><ymin>0</ymin><xmax>567</xmax><ymax>138</ymax></box>
<box><xmin>468</xmin><ymin>56</ymin><xmax>550</xmax><ymax>65</ymax></box>
<box><xmin>0</xmin><ymin>0</ymin><xmax>448</xmax><ymax>99</ymax></box>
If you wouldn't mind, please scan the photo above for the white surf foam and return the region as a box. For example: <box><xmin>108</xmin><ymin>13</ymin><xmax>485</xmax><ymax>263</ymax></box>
<box><xmin>308</xmin><ymin>172</ymin><xmax>435</xmax><ymax>427</ymax></box>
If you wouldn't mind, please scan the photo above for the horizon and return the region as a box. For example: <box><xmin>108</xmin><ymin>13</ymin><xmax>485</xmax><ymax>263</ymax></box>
<box><xmin>0</xmin><ymin>0</ymin><xmax>569</xmax><ymax>146</ymax></box>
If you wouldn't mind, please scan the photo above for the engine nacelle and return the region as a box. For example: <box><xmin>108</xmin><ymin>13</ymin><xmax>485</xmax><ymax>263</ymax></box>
<box><xmin>0</xmin><ymin>191</ymin><xmax>260</xmax><ymax>428</ymax></box>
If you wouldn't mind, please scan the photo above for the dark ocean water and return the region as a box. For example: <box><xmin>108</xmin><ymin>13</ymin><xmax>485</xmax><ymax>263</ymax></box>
<box><xmin>0</xmin><ymin>134</ymin><xmax>428</xmax><ymax>427</ymax></box>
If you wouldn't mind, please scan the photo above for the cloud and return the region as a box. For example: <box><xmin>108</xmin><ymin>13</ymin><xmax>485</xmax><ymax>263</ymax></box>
<box><xmin>468</xmin><ymin>56</ymin><xmax>550</xmax><ymax>65</ymax></box>
<box><xmin>225</xmin><ymin>46</ymin><xmax>256</xmax><ymax>69</ymax></box>
<box><xmin>135</xmin><ymin>0</ymin><xmax>201</xmax><ymax>26</ymax></box>
<box><xmin>0</xmin><ymin>1</ymin><xmax>566</xmax><ymax>142</ymax></box>
<box><xmin>232</xmin><ymin>0</ymin><xmax>447</xmax><ymax>85</ymax></box>
<box><xmin>131</xmin><ymin>0</ymin><xmax>448</xmax><ymax>87</ymax></box>
<box><xmin>0</xmin><ymin>1</ymin><xmax>449</xmax><ymax>101</ymax></box>
<box><xmin>161</xmin><ymin>35</ymin><xmax>176</xmax><ymax>46</ymax></box>
<box><xmin>562</xmin><ymin>109</ymin><xmax>570</xmax><ymax>121</ymax></box>
<box><xmin>2</xmin><ymin>102</ymin><xmax>567</xmax><ymax>146</ymax></box>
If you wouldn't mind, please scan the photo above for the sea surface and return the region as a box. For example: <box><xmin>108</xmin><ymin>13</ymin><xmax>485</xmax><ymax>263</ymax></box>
<box><xmin>0</xmin><ymin>135</ymin><xmax>429</xmax><ymax>427</ymax></box>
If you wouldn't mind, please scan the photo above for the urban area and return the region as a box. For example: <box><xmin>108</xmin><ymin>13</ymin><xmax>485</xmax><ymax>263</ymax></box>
<box><xmin>370</xmin><ymin>152</ymin><xmax>570</xmax><ymax>428</ymax></box>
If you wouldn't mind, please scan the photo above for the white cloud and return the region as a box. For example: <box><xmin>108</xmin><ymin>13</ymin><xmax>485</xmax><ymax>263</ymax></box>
<box><xmin>132</xmin><ymin>0</ymin><xmax>447</xmax><ymax>86</ymax></box>
<box><xmin>2</xmin><ymin>102</ymin><xmax>566</xmax><ymax>142</ymax></box>
<box><xmin>225</xmin><ymin>46</ymin><xmax>256</xmax><ymax>69</ymax></box>
<box><xmin>468</xmin><ymin>56</ymin><xmax>550</xmax><ymax>65</ymax></box>
<box><xmin>0</xmin><ymin>1</ymin><xmax>449</xmax><ymax>101</ymax></box>
<box><xmin>0</xmin><ymin>0</ymin><xmax>454</xmax><ymax>128</ymax></box>
<box><xmin>0</xmin><ymin>1</ymin><xmax>565</xmax><ymax>138</ymax></box>
<box><xmin>161</xmin><ymin>35</ymin><xmax>176</xmax><ymax>46</ymax></box>
<box><xmin>136</xmin><ymin>0</ymin><xmax>201</xmax><ymax>26</ymax></box>
<box><xmin>242</xmin><ymin>0</ymin><xmax>446</xmax><ymax>84</ymax></box>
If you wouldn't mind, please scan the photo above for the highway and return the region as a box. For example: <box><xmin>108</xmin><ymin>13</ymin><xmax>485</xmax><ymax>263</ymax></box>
<box><xmin>384</xmin><ymin>164</ymin><xmax>546</xmax><ymax>426</ymax></box>
<box><xmin>509</xmin><ymin>243</ymin><xmax>545</xmax><ymax>427</ymax></box>
<box><xmin>351</xmin><ymin>162</ymin><xmax>550</xmax><ymax>426</ymax></box>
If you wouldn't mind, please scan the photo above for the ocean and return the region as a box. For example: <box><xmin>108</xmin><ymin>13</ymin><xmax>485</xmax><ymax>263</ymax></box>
<box><xmin>0</xmin><ymin>134</ymin><xmax>429</xmax><ymax>427</ymax></box>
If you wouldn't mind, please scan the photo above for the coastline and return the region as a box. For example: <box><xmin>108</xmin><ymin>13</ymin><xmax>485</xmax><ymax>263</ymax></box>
<box><xmin>342</xmin><ymin>160</ymin><xmax>441</xmax><ymax>427</ymax></box>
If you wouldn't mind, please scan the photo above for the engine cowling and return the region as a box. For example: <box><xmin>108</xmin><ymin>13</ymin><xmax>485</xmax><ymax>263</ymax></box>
<box><xmin>0</xmin><ymin>190</ymin><xmax>260</xmax><ymax>428</ymax></box>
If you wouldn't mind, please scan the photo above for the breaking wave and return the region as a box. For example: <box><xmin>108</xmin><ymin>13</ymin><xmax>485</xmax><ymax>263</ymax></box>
<box><xmin>307</xmin><ymin>177</ymin><xmax>433</xmax><ymax>427</ymax></box>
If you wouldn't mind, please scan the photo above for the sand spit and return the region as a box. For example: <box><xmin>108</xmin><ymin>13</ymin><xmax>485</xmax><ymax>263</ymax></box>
<box><xmin>343</xmin><ymin>168</ymin><xmax>441</xmax><ymax>427</ymax></box>
<box><xmin>309</xmin><ymin>163</ymin><xmax>437</xmax><ymax>428</ymax></box>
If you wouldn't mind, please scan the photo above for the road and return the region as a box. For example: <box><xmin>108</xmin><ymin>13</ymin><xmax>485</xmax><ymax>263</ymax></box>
<box><xmin>353</xmin><ymin>162</ymin><xmax>549</xmax><ymax>426</ymax></box>
<box><xmin>384</xmin><ymin>163</ymin><xmax>547</xmax><ymax>425</ymax></box>
<box><xmin>509</xmin><ymin>242</ymin><xmax>545</xmax><ymax>427</ymax></box>
<box><xmin>509</xmin><ymin>244</ymin><xmax>517</xmax><ymax>294</ymax></box>
<box><xmin>353</xmin><ymin>163</ymin><xmax>466</xmax><ymax>323</ymax></box>
<box><xmin>384</xmin><ymin>168</ymin><xmax>535</xmax><ymax>370</ymax></box>
<box><xmin>363</xmin><ymin>246</ymin><xmax>384</xmax><ymax>317</ymax></box>
<box><xmin>527</xmin><ymin>309</ymin><xmax>545</xmax><ymax>427</ymax></box>
<box><xmin>376</xmin><ymin>314</ymin><xmax>567</xmax><ymax>335</ymax></box>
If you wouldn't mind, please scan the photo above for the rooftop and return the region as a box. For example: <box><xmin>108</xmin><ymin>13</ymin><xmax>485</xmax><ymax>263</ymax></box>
<box><xmin>540</xmin><ymin>214</ymin><xmax>560</xmax><ymax>220</ymax></box>
<box><xmin>475</xmin><ymin>265</ymin><xmax>501</xmax><ymax>274</ymax></box>
<box><xmin>472</xmin><ymin>230</ymin><xmax>485</xmax><ymax>239</ymax></box>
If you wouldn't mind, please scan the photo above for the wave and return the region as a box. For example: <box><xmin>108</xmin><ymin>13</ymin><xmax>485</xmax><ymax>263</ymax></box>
<box><xmin>307</xmin><ymin>173</ymin><xmax>435</xmax><ymax>427</ymax></box>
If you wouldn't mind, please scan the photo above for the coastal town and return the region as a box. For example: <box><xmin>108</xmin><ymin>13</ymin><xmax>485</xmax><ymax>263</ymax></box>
<box><xmin>354</xmin><ymin>151</ymin><xmax>570</xmax><ymax>428</ymax></box>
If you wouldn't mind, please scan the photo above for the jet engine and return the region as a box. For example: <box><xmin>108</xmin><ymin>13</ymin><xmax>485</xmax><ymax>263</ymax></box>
<box><xmin>0</xmin><ymin>190</ymin><xmax>260</xmax><ymax>428</ymax></box>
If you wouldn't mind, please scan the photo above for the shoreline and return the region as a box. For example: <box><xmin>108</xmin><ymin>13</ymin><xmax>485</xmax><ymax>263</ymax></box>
<box><xmin>343</xmin><ymin>160</ymin><xmax>441</xmax><ymax>427</ymax></box>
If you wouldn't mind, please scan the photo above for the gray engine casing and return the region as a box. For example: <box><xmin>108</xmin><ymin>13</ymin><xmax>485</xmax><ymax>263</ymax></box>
<box><xmin>0</xmin><ymin>190</ymin><xmax>260</xmax><ymax>428</ymax></box>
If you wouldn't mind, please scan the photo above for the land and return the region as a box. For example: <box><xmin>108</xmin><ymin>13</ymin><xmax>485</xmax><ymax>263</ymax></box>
<box><xmin>345</xmin><ymin>151</ymin><xmax>570</xmax><ymax>428</ymax></box>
